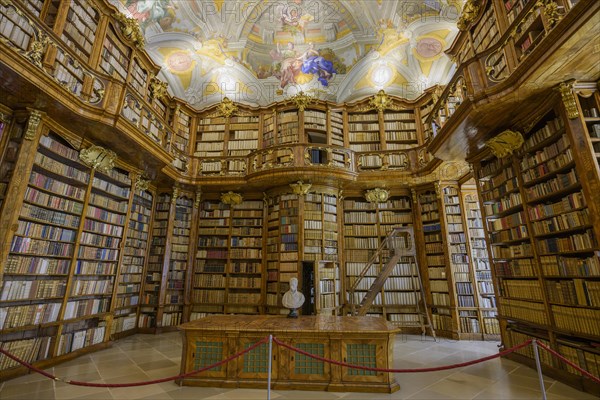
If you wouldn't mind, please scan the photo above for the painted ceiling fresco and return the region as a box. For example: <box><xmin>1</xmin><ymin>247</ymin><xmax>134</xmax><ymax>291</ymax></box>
<box><xmin>112</xmin><ymin>1</ymin><xmax>463</xmax><ymax>108</ymax></box>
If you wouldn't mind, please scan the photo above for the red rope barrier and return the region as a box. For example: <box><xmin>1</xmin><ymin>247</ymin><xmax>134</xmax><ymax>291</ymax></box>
<box><xmin>535</xmin><ymin>340</ymin><xmax>600</xmax><ymax>384</ymax></box>
<box><xmin>272</xmin><ymin>337</ymin><xmax>533</xmax><ymax>373</ymax></box>
<box><xmin>0</xmin><ymin>336</ymin><xmax>270</xmax><ymax>388</ymax></box>
<box><xmin>0</xmin><ymin>347</ymin><xmax>59</xmax><ymax>381</ymax></box>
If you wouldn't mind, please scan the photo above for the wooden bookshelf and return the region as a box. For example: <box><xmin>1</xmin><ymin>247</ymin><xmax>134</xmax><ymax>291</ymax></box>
<box><xmin>473</xmin><ymin>105</ymin><xmax>600</xmax><ymax>392</ymax></box>
<box><xmin>342</xmin><ymin>193</ymin><xmax>416</xmax><ymax>323</ymax></box>
<box><xmin>0</xmin><ymin>117</ymin><xmax>22</xmax><ymax>212</ymax></box>
<box><xmin>277</xmin><ymin>110</ymin><xmax>299</xmax><ymax>144</ymax></box>
<box><xmin>195</xmin><ymin>114</ymin><xmax>226</xmax><ymax>158</ymax></box>
<box><xmin>99</xmin><ymin>25</ymin><xmax>130</xmax><ymax>82</ymax></box>
<box><xmin>416</xmin><ymin>187</ymin><xmax>457</xmax><ymax>337</ymax></box>
<box><xmin>382</xmin><ymin>110</ymin><xmax>418</xmax><ymax>150</ymax></box>
<box><xmin>60</xmin><ymin>0</ymin><xmax>99</xmax><ymax>62</ymax></box>
<box><xmin>227</xmin><ymin>115</ymin><xmax>259</xmax><ymax>157</ymax></box>
<box><xmin>461</xmin><ymin>186</ymin><xmax>499</xmax><ymax>338</ymax></box>
<box><xmin>347</xmin><ymin>111</ymin><xmax>381</xmax><ymax>153</ymax></box>
<box><xmin>139</xmin><ymin>192</ymin><xmax>170</xmax><ymax>331</ymax></box>
<box><xmin>163</xmin><ymin>195</ymin><xmax>192</xmax><ymax>328</ymax></box>
<box><xmin>575</xmin><ymin>88</ymin><xmax>600</xmax><ymax>169</ymax></box>
<box><xmin>314</xmin><ymin>260</ymin><xmax>341</xmax><ymax>314</ymax></box>
<box><xmin>191</xmin><ymin>199</ymin><xmax>229</xmax><ymax>319</ymax></box>
<box><xmin>112</xmin><ymin>189</ymin><xmax>153</xmax><ymax>339</ymax></box>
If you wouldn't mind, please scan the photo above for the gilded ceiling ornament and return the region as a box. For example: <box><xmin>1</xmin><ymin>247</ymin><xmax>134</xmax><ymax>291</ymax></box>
<box><xmin>24</xmin><ymin>110</ymin><xmax>42</xmax><ymax>140</ymax></box>
<box><xmin>287</xmin><ymin>91</ymin><xmax>315</xmax><ymax>111</ymax></box>
<box><xmin>113</xmin><ymin>12</ymin><xmax>145</xmax><ymax>49</ymax></box>
<box><xmin>369</xmin><ymin>89</ymin><xmax>392</xmax><ymax>112</ymax></box>
<box><xmin>289</xmin><ymin>180</ymin><xmax>312</xmax><ymax>195</ymax></box>
<box><xmin>217</xmin><ymin>97</ymin><xmax>238</xmax><ymax>118</ymax></box>
<box><xmin>457</xmin><ymin>0</ymin><xmax>481</xmax><ymax>31</ymax></box>
<box><xmin>485</xmin><ymin>130</ymin><xmax>525</xmax><ymax>159</ymax></box>
<box><xmin>557</xmin><ymin>82</ymin><xmax>579</xmax><ymax>119</ymax></box>
<box><xmin>134</xmin><ymin>176</ymin><xmax>150</xmax><ymax>192</ymax></box>
<box><xmin>221</xmin><ymin>191</ymin><xmax>243</xmax><ymax>205</ymax></box>
<box><xmin>364</xmin><ymin>188</ymin><xmax>389</xmax><ymax>203</ymax></box>
<box><xmin>149</xmin><ymin>77</ymin><xmax>168</xmax><ymax>100</ymax></box>
<box><xmin>79</xmin><ymin>145</ymin><xmax>117</xmax><ymax>173</ymax></box>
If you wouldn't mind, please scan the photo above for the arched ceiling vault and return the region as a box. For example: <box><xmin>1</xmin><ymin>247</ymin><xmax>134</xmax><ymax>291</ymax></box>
<box><xmin>112</xmin><ymin>0</ymin><xmax>463</xmax><ymax>108</ymax></box>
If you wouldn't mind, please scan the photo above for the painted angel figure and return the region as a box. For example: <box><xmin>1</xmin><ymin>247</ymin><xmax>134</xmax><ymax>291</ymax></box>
<box><xmin>280</xmin><ymin>4</ymin><xmax>314</xmax><ymax>40</ymax></box>
<box><xmin>299</xmin><ymin>43</ymin><xmax>336</xmax><ymax>87</ymax></box>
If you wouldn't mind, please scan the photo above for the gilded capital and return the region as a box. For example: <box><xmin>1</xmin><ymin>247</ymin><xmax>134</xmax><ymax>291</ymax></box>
<box><xmin>172</xmin><ymin>187</ymin><xmax>180</xmax><ymax>204</ymax></box>
<box><xmin>194</xmin><ymin>191</ymin><xmax>202</xmax><ymax>208</ymax></box>
<box><xmin>24</xmin><ymin>109</ymin><xmax>43</xmax><ymax>140</ymax></box>
<box><xmin>485</xmin><ymin>130</ymin><xmax>524</xmax><ymax>159</ymax></box>
<box><xmin>134</xmin><ymin>176</ymin><xmax>150</xmax><ymax>192</ymax></box>
<box><xmin>557</xmin><ymin>81</ymin><xmax>579</xmax><ymax>119</ymax></box>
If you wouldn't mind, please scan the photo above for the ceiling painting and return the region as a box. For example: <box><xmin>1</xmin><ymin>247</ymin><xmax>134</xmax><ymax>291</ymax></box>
<box><xmin>113</xmin><ymin>1</ymin><xmax>464</xmax><ymax>108</ymax></box>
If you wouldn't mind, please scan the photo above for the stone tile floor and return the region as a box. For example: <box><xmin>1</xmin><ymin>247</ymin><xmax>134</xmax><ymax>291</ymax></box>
<box><xmin>0</xmin><ymin>332</ymin><xmax>597</xmax><ymax>399</ymax></box>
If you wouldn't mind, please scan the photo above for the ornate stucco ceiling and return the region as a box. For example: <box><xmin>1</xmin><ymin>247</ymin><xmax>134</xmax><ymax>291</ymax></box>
<box><xmin>111</xmin><ymin>0</ymin><xmax>463</xmax><ymax>108</ymax></box>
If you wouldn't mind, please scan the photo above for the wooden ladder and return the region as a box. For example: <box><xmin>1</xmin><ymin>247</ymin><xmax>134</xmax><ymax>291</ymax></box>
<box><xmin>349</xmin><ymin>227</ymin><xmax>436</xmax><ymax>340</ymax></box>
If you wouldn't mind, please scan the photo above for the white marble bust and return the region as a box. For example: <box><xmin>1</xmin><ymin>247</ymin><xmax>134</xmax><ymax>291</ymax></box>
<box><xmin>282</xmin><ymin>277</ymin><xmax>305</xmax><ymax>317</ymax></box>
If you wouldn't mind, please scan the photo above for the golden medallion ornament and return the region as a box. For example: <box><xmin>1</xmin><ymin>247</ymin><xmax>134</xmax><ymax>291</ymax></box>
<box><xmin>217</xmin><ymin>97</ymin><xmax>238</xmax><ymax>118</ymax></box>
<box><xmin>79</xmin><ymin>145</ymin><xmax>117</xmax><ymax>173</ymax></box>
<box><xmin>289</xmin><ymin>180</ymin><xmax>312</xmax><ymax>195</ymax></box>
<box><xmin>485</xmin><ymin>130</ymin><xmax>524</xmax><ymax>159</ymax></box>
<box><xmin>221</xmin><ymin>191</ymin><xmax>243</xmax><ymax>205</ymax></box>
<box><xmin>364</xmin><ymin>188</ymin><xmax>390</xmax><ymax>203</ymax></box>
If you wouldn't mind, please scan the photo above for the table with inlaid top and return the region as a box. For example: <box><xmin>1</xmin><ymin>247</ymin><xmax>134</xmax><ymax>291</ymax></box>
<box><xmin>177</xmin><ymin>314</ymin><xmax>400</xmax><ymax>393</ymax></box>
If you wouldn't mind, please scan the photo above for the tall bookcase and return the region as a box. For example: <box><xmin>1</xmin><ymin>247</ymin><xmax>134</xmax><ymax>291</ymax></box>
<box><xmin>342</xmin><ymin>193</ymin><xmax>417</xmax><ymax>324</ymax></box>
<box><xmin>112</xmin><ymin>188</ymin><xmax>153</xmax><ymax>338</ymax></box>
<box><xmin>139</xmin><ymin>192</ymin><xmax>170</xmax><ymax>331</ymax></box>
<box><xmin>461</xmin><ymin>185</ymin><xmax>499</xmax><ymax>338</ymax></box>
<box><xmin>0</xmin><ymin>130</ymin><xmax>137</xmax><ymax>375</ymax></box>
<box><xmin>473</xmin><ymin>103</ymin><xmax>600</xmax><ymax>391</ymax></box>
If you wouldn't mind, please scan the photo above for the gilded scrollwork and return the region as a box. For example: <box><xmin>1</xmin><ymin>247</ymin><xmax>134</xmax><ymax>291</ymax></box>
<box><xmin>26</xmin><ymin>33</ymin><xmax>49</xmax><ymax>67</ymax></box>
<box><xmin>364</xmin><ymin>188</ymin><xmax>389</xmax><ymax>203</ymax></box>
<box><xmin>369</xmin><ymin>90</ymin><xmax>392</xmax><ymax>112</ymax></box>
<box><xmin>149</xmin><ymin>77</ymin><xmax>168</xmax><ymax>100</ymax></box>
<box><xmin>457</xmin><ymin>0</ymin><xmax>481</xmax><ymax>31</ymax></box>
<box><xmin>217</xmin><ymin>97</ymin><xmax>238</xmax><ymax>118</ymax></box>
<box><xmin>287</xmin><ymin>91</ymin><xmax>316</xmax><ymax>111</ymax></box>
<box><xmin>79</xmin><ymin>145</ymin><xmax>117</xmax><ymax>173</ymax></box>
<box><xmin>221</xmin><ymin>191</ymin><xmax>243</xmax><ymax>205</ymax></box>
<box><xmin>113</xmin><ymin>12</ymin><xmax>145</xmax><ymax>49</ymax></box>
<box><xmin>485</xmin><ymin>130</ymin><xmax>525</xmax><ymax>159</ymax></box>
<box><xmin>557</xmin><ymin>81</ymin><xmax>579</xmax><ymax>119</ymax></box>
<box><xmin>171</xmin><ymin>187</ymin><xmax>179</xmax><ymax>204</ymax></box>
<box><xmin>289</xmin><ymin>180</ymin><xmax>312</xmax><ymax>195</ymax></box>
<box><xmin>24</xmin><ymin>110</ymin><xmax>42</xmax><ymax>141</ymax></box>
<box><xmin>134</xmin><ymin>176</ymin><xmax>150</xmax><ymax>192</ymax></box>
